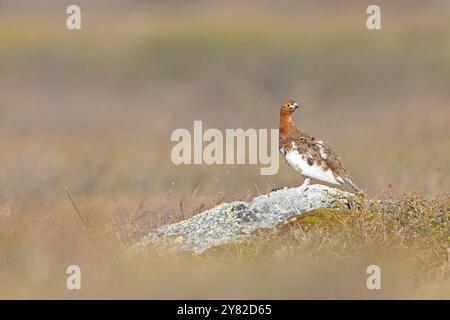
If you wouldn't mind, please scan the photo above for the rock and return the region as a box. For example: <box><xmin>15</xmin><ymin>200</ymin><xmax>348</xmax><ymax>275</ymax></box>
<box><xmin>134</xmin><ymin>184</ymin><xmax>356</xmax><ymax>254</ymax></box>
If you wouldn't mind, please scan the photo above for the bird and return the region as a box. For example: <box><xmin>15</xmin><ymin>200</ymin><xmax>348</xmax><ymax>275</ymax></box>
<box><xmin>279</xmin><ymin>99</ymin><xmax>363</xmax><ymax>193</ymax></box>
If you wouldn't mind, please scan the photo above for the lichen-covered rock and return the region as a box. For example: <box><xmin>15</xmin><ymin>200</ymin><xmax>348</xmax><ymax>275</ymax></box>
<box><xmin>134</xmin><ymin>184</ymin><xmax>355</xmax><ymax>254</ymax></box>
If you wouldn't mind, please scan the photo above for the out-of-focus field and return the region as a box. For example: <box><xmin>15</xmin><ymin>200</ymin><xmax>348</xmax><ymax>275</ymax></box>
<box><xmin>0</xmin><ymin>1</ymin><xmax>449</xmax><ymax>298</ymax></box>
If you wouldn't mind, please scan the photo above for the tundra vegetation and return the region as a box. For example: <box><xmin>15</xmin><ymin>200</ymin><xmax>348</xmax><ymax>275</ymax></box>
<box><xmin>0</xmin><ymin>3</ymin><xmax>449</xmax><ymax>298</ymax></box>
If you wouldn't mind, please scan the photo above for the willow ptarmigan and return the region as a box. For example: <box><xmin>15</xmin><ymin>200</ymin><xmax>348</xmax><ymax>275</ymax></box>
<box><xmin>279</xmin><ymin>99</ymin><xmax>362</xmax><ymax>193</ymax></box>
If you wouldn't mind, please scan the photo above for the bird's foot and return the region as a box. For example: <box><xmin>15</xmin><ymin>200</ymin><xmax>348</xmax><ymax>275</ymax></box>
<box><xmin>298</xmin><ymin>178</ymin><xmax>311</xmax><ymax>193</ymax></box>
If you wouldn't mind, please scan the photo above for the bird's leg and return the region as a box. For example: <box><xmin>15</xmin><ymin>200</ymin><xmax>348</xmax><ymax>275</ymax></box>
<box><xmin>299</xmin><ymin>178</ymin><xmax>311</xmax><ymax>192</ymax></box>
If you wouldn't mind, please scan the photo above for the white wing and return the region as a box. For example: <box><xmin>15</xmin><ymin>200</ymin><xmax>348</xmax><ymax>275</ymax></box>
<box><xmin>285</xmin><ymin>149</ymin><xmax>343</xmax><ymax>185</ymax></box>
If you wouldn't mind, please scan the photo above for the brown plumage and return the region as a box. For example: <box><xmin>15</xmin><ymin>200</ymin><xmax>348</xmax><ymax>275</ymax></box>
<box><xmin>279</xmin><ymin>99</ymin><xmax>362</xmax><ymax>193</ymax></box>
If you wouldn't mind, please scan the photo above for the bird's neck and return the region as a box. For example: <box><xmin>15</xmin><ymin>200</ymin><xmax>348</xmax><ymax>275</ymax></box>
<box><xmin>279</xmin><ymin>113</ymin><xmax>297</xmax><ymax>137</ymax></box>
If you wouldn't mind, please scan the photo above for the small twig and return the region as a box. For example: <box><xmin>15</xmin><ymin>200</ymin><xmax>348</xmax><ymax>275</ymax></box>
<box><xmin>254</xmin><ymin>183</ymin><xmax>262</xmax><ymax>196</ymax></box>
<box><xmin>133</xmin><ymin>210</ymin><xmax>157</xmax><ymax>223</ymax></box>
<box><xmin>179</xmin><ymin>196</ymin><xmax>186</xmax><ymax>220</ymax></box>
<box><xmin>65</xmin><ymin>189</ymin><xmax>89</xmax><ymax>230</ymax></box>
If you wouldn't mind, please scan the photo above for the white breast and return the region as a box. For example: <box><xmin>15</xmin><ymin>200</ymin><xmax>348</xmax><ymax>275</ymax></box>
<box><xmin>284</xmin><ymin>149</ymin><xmax>342</xmax><ymax>185</ymax></box>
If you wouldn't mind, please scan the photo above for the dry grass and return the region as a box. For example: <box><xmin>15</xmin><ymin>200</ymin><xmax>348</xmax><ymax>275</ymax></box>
<box><xmin>0</xmin><ymin>186</ymin><xmax>448</xmax><ymax>299</ymax></box>
<box><xmin>0</xmin><ymin>4</ymin><xmax>449</xmax><ymax>299</ymax></box>
<box><xmin>226</xmin><ymin>193</ymin><xmax>450</xmax><ymax>282</ymax></box>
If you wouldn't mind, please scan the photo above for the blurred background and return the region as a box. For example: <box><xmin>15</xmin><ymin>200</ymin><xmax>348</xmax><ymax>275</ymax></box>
<box><xmin>0</xmin><ymin>0</ymin><xmax>449</xmax><ymax>298</ymax></box>
<box><xmin>1</xmin><ymin>0</ymin><xmax>449</xmax><ymax>202</ymax></box>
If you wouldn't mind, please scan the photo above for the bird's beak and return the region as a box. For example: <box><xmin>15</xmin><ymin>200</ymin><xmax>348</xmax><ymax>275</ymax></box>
<box><xmin>293</xmin><ymin>102</ymin><xmax>300</xmax><ymax>109</ymax></box>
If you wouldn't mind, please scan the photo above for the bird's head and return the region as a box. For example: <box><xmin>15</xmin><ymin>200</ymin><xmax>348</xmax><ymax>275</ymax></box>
<box><xmin>280</xmin><ymin>99</ymin><xmax>300</xmax><ymax>116</ymax></box>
